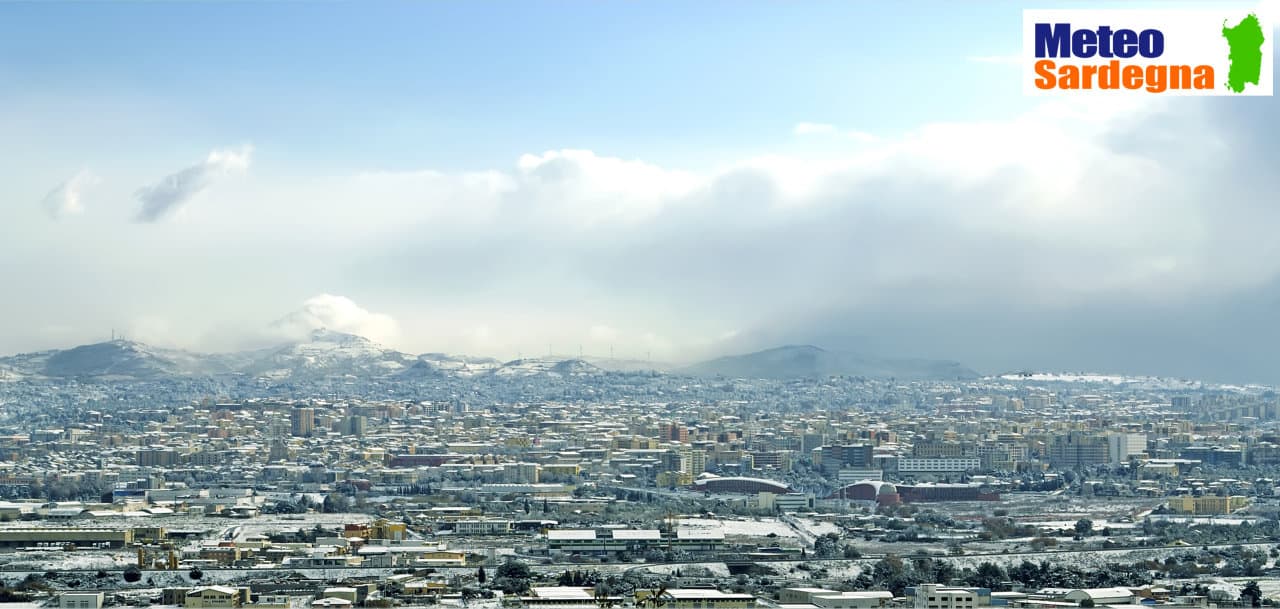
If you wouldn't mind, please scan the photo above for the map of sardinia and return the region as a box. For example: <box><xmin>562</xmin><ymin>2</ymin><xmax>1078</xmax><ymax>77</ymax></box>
<box><xmin>1222</xmin><ymin>13</ymin><xmax>1266</xmax><ymax>93</ymax></box>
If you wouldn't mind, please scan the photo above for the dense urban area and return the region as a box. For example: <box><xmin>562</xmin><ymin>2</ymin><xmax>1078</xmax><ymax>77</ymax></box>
<box><xmin>0</xmin><ymin>331</ymin><xmax>1279</xmax><ymax>609</ymax></box>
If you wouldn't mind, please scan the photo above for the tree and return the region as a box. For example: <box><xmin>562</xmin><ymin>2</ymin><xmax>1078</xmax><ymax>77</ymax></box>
<box><xmin>494</xmin><ymin>559</ymin><xmax>532</xmax><ymax>594</ymax></box>
<box><xmin>188</xmin><ymin>567</ymin><xmax>203</xmax><ymax>581</ymax></box>
<box><xmin>1081</xmin><ymin>599</ymin><xmax>1095</xmax><ymax>608</ymax></box>
<box><xmin>814</xmin><ymin>533</ymin><xmax>840</xmax><ymax>558</ymax></box>
<box><xmin>1241</xmin><ymin>581</ymin><xmax>1262</xmax><ymax>608</ymax></box>
<box><xmin>1075</xmin><ymin>519</ymin><xmax>1094</xmax><ymax>537</ymax></box>
<box><xmin>477</xmin><ymin>567</ymin><xmax>487</xmax><ymax>585</ymax></box>
<box><xmin>123</xmin><ymin>566</ymin><xmax>142</xmax><ymax>583</ymax></box>
<box><xmin>970</xmin><ymin>562</ymin><xmax>1006</xmax><ymax>590</ymax></box>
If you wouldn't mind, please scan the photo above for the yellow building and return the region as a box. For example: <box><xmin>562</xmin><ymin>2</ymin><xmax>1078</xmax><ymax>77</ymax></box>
<box><xmin>612</xmin><ymin>436</ymin><xmax>659</xmax><ymax>450</ymax></box>
<box><xmin>185</xmin><ymin>586</ymin><xmax>246</xmax><ymax>609</ymax></box>
<box><xmin>343</xmin><ymin>518</ymin><xmax>407</xmax><ymax>541</ymax></box>
<box><xmin>542</xmin><ymin>464</ymin><xmax>581</xmax><ymax>477</ymax></box>
<box><xmin>1168</xmin><ymin>495</ymin><xmax>1249</xmax><ymax>515</ymax></box>
<box><xmin>656</xmin><ymin>471</ymin><xmax>693</xmax><ymax>488</ymax></box>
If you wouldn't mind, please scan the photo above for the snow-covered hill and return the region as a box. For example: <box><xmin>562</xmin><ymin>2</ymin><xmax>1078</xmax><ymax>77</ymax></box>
<box><xmin>0</xmin><ymin>330</ymin><xmax>594</xmax><ymax>382</ymax></box>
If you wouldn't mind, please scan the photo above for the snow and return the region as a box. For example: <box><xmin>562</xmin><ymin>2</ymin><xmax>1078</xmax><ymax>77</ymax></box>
<box><xmin>678</xmin><ymin>517</ymin><xmax>796</xmax><ymax>538</ymax></box>
<box><xmin>795</xmin><ymin>518</ymin><xmax>841</xmax><ymax>536</ymax></box>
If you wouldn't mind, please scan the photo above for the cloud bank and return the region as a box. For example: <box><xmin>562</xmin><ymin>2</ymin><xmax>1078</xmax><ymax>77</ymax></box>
<box><xmin>9</xmin><ymin>87</ymin><xmax>1280</xmax><ymax>382</ymax></box>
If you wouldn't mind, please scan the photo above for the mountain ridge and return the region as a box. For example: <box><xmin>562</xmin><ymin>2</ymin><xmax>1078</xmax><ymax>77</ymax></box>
<box><xmin>677</xmin><ymin>344</ymin><xmax>979</xmax><ymax>380</ymax></box>
<box><xmin>0</xmin><ymin>332</ymin><xmax>975</xmax><ymax>382</ymax></box>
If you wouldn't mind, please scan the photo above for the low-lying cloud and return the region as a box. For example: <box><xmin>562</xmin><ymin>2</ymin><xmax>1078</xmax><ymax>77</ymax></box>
<box><xmin>268</xmin><ymin>294</ymin><xmax>400</xmax><ymax>345</ymax></box>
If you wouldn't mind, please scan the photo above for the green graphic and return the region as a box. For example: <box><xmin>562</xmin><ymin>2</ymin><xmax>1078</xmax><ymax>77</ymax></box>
<box><xmin>1222</xmin><ymin>13</ymin><xmax>1266</xmax><ymax>93</ymax></box>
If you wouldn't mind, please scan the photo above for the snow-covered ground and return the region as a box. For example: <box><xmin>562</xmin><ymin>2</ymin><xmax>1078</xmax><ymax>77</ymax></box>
<box><xmin>795</xmin><ymin>518</ymin><xmax>841</xmax><ymax>537</ymax></box>
<box><xmin>678</xmin><ymin>517</ymin><xmax>796</xmax><ymax>538</ymax></box>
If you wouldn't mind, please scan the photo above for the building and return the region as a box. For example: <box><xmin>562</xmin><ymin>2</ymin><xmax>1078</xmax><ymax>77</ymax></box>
<box><xmin>913</xmin><ymin>441</ymin><xmax>974</xmax><ymax>458</ymax></box>
<box><xmin>291</xmin><ymin>408</ymin><xmax>315</xmax><ymax>437</ymax></box>
<box><xmin>60</xmin><ymin>593</ymin><xmax>105</xmax><ymax>609</ymax></box>
<box><xmin>1180</xmin><ymin>446</ymin><xmax>1244</xmax><ymax>466</ymax></box>
<box><xmin>637</xmin><ymin>589</ymin><xmax>756</xmax><ymax>609</ymax></box>
<box><xmin>897</xmin><ymin>483</ymin><xmax>999</xmax><ymax>503</ymax></box>
<box><xmin>908</xmin><ymin>585</ymin><xmax>985</xmax><ymax>609</ymax></box>
<box><xmin>1107</xmin><ymin>433</ymin><xmax>1147</xmax><ymax>466</ymax></box>
<box><xmin>453</xmin><ymin>519</ymin><xmax>514</xmax><ymax>535</ymax></box>
<box><xmin>1048</xmin><ymin>433</ymin><xmax>1109</xmax><ymax>469</ymax></box>
<box><xmin>837</xmin><ymin>468</ymin><xmax>884</xmax><ymax>483</ymax></box>
<box><xmin>136</xmin><ymin>448</ymin><xmax>179</xmax><ymax>467</ymax></box>
<box><xmin>781</xmin><ymin>588</ymin><xmax>892</xmax><ymax>608</ymax></box>
<box><xmin>519</xmin><ymin>587</ymin><xmax>622</xmax><ymax>609</ymax></box>
<box><xmin>821</xmin><ymin>444</ymin><xmax>874</xmax><ymax>472</ymax></box>
<box><xmin>827</xmin><ymin>481</ymin><xmax>901</xmax><ymax>505</ymax></box>
<box><xmin>343</xmin><ymin>519</ymin><xmax>408</xmax><ymax>542</ymax></box>
<box><xmin>185</xmin><ymin>586</ymin><xmax>246</xmax><ymax>609</ymax></box>
<box><xmin>758</xmin><ymin>492</ymin><xmax>815</xmax><ymax>512</ymax></box>
<box><xmin>1058</xmin><ymin>588</ymin><xmax>1136</xmax><ymax>605</ymax></box>
<box><xmin>1167</xmin><ymin>495</ymin><xmax>1249</xmax><ymax>515</ymax></box>
<box><xmin>0</xmin><ymin>528</ymin><xmax>133</xmax><ymax>548</ymax></box>
<box><xmin>342</xmin><ymin>415</ymin><xmax>367</xmax><ymax>437</ymax></box>
<box><xmin>691</xmin><ymin>476</ymin><xmax>791</xmax><ymax>494</ymax></box>
<box><xmin>895</xmin><ymin>457</ymin><xmax>981</xmax><ymax>474</ymax></box>
<box><xmin>546</xmin><ymin>528</ymin><xmax>724</xmax><ymax>556</ymax></box>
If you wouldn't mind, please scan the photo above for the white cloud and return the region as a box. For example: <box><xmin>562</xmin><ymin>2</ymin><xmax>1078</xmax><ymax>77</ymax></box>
<box><xmin>269</xmin><ymin>294</ymin><xmax>399</xmax><ymax>344</ymax></box>
<box><xmin>9</xmin><ymin>91</ymin><xmax>1280</xmax><ymax>377</ymax></box>
<box><xmin>134</xmin><ymin>145</ymin><xmax>252</xmax><ymax>222</ymax></box>
<box><xmin>40</xmin><ymin>170</ymin><xmax>99</xmax><ymax>219</ymax></box>
<box><xmin>511</xmin><ymin>149</ymin><xmax>702</xmax><ymax>225</ymax></box>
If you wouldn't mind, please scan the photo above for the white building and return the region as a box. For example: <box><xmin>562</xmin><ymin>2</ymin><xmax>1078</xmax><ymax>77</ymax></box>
<box><xmin>779</xmin><ymin>589</ymin><xmax>893</xmax><ymax>609</ymax></box>
<box><xmin>896</xmin><ymin>458</ymin><xmax>981</xmax><ymax>473</ymax></box>
<box><xmin>1107</xmin><ymin>433</ymin><xmax>1147</xmax><ymax>466</ymax></box>
<box><xmin>912</xmin><ymin>585</ymin><xmax>978</xmax><ymax>609</ymax></box>
<box><xmin>60</xmin><ymin>593</ymin><xmax>105</xmax><ymax>609</ymax></box>
<box><xmin>453</xmin><ymin>519</ymin><xmax>514</xmax><ymax>535</ymax></box>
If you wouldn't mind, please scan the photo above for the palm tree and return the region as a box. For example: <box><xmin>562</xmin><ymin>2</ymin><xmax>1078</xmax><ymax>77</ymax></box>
<box><xmin>637</xmin><ymin>585</ymin><xmax>674</xmax><ymax>609</ymax></box>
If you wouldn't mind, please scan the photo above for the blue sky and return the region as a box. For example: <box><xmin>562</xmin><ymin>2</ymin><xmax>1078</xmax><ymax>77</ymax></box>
<box><xmin>1</xmin><ymin>1</ymin><xmax>1031</xmax><ymax>171</ymax></box>
<box><xmin>4</xmin><ymin>1</ymin><xmax>1280</xmax><ymax>383</ymax></box>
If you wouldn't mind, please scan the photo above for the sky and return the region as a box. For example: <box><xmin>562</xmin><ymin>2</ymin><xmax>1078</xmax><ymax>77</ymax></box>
<box><xmin>3</xmin><ymin>1</ymin><xmax>1280</xmax><ymax>383</ymax></box>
